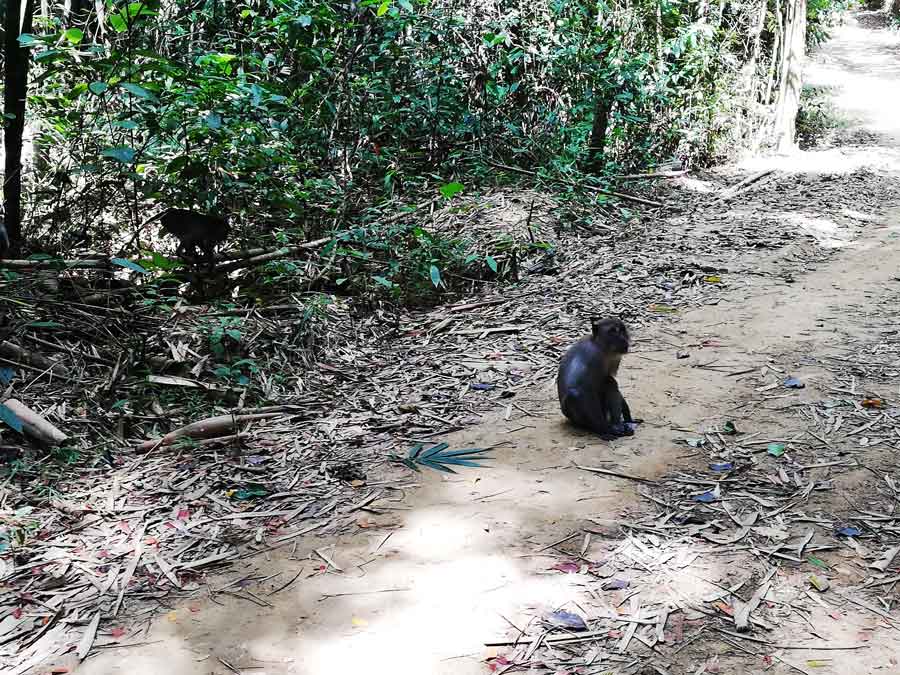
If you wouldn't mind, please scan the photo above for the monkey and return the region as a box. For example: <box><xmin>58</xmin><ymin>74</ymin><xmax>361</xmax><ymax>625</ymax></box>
<box><xmin>143</xmin><ymin>208</ymin><xmax>230</xmax><ymax>266</ymax></box>
<box><xmin>557</xmin><ymin>317</ymin><xmax>641</xmax><ymax>438</ymax></box>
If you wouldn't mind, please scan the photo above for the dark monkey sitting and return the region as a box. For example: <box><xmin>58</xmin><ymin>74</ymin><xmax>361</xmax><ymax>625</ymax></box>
<box><xmin>557</xmin><ymin>317</ymin><xmax>641</xmax><ymax>438</ymax></box>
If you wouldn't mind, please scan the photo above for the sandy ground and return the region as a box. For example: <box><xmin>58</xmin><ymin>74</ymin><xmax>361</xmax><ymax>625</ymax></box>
<box><xmin>69</xmin><ymin>13</ymin><xmax>900</xmax><ymax>675</ymax></box>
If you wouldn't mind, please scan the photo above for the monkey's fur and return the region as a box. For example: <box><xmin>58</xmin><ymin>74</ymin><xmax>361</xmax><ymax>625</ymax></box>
<box><xmin>557</xmin><ymin>317</ymin><xmax>639</xmax><ymax>438</ymax></box>
<box><xmin>158</xmin><ymin>209</ymin><xmax>230</xmax><ymax>264</ymax></box>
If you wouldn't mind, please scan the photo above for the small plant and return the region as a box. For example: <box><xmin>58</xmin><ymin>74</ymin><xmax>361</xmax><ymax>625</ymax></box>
<box><xmin>390</xmin><ymin>442</ymin><xmax>493</xmax><ymax>473</ymax></box>
<box><xmin>207</xmin><ymin>317</ymin><xmax>243</xmax><ymax>359</ymax></box>
<box><xmin>214</xmin><ymin>358</ymin><xmax>259</xmax><ymax>386</ymax></box>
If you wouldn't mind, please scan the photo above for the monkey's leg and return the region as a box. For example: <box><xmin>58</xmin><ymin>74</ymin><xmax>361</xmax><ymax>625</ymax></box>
<box><xmin>602</xmin><ymin>379</ymin><xmax>633</xmax><ymax>437</ymax></box>
<box><xmin>201</xmin><ymin>243</ymin><xmax>216</xmax><ymax>273</ymax></box>
<box><xmin>562</xmin><ymin>389</ymin><xmax>616</xmax><ymax>437</ymax></box>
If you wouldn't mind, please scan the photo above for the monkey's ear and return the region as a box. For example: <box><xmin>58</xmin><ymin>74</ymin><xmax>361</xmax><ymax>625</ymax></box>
<box><xmin>590</xmin><ymin>318</ymin><xmax>602</xmax><ymax>337</ymax></box>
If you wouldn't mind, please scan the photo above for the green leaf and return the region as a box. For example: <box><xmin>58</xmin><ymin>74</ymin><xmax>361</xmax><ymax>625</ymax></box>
<box><xmin>108</xmin><ymin>13</ymin><xmax>127</xmax><ymax>32</ymax></box>
<box><xmin>439</xmin><ymin>182</ymin><xmax>464</xmax><ymax>199</ymax></box>
<box><xmin>373</xmin><ymin>275</ymin><xmax>394</xmax><ymax>288</ymax></box>
<box><xmin>485</xmin><ymin>255</ymin><xmax>498</xmax><ymax>273</ymax></box>
<box><xmin>377</xmin><ymin>0</ymin><xmax>390</xmax><ymax>15</ymax></box>
<box><xmin>101</xmin><ymin>147</ymin><xmax>135</xmax><ymax>163</ymax></box>
<box><xmin>767</xmin><ymin>443</ymin><xmax>785</xmax><ymax>457</ymax></box>
<box><xmin>27</xmin><ymin>321</ymin><xmax>63</xmax><ymax>328</ymax></box>
<box><xmin>125</xmin><ymin>2</ymin><xmax>157</xmax><ymax>17</ymax></box>
<box><xmin>17</xmin><ymin>33</ymin><xmax>38</xmax><ymax>45</ymax></box>
<box><xmin>429</xmin><ymin>265</ymin><xmax>441</xmax><ymax>288</ymax></box>
<box><xmin>398</xmin><ymin>0</ymin><xmax>413</xmax><ymax>10</ymax></box>
<box><xmin>110</xmin><ymin>258</ymin><xmax>148</xmax><ymax>274</ymax></box>
<box><xmin>120</xmin><ymin>83</ymin><xmax>155</xmax><ymax>100</ymax></box>
<box><xmin>205</xmin><ymin>113</ymin><xmax>222</xmax><ymax>129</ymax></box>
<box><xmin>63</xmin><ymin>27</ymin><xmax>84</xmax><ymax>44</ymax></box>
<box><xmin>298</xmin><ymin>14</ymin><xmax>312</xmax><ymax>26</ymax></box>
<box><xmin>807</xmin><ymin>556</ymin><xmax>830</xmax><ymax>569</ymax></box>
<box><xmin>89</xmin><ymin>81</ymin><xmax>108</xmax><ymax>95</ymax></box>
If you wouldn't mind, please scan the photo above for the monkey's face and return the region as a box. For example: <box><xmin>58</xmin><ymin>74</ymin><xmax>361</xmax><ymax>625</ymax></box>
<box><xmin>591</xmin><ymin>318</ymin><xmax>630</xmax><ymax>354</ymax></box>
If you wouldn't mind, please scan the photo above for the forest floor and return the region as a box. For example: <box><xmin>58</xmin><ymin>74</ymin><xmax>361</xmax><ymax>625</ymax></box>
<box><xmin>27</xmin><ymin>10</ymin><xmax>900</xmax><ymax>675</ymax></box>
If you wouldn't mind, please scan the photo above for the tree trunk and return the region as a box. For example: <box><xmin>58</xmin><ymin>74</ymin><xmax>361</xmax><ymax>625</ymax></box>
<box><xmin>587</xmin><ymin>94</ymin><xmax>614</xmax><ymax>172</ymax></box>
<box><xmin>3</xmin><ymin>0</ymin><xmax>36</xmax><ymax>252</ymax></box>
<box><xmin>773</xmin><ymin>0</ymin><xmax>806</xmax><ymax>152</ymax></box>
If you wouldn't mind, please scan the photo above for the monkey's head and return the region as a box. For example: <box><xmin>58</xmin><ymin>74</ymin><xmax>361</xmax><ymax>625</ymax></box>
<box><xmin>591</xmin><ymin>317</ymin><xmax>630</xmax><ymax>354</ymax></box>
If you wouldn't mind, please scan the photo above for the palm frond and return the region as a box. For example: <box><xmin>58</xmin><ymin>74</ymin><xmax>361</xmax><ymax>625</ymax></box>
<box><xmin>390</xmin><ymin>443</ymin><xmax>493</xmax><ymax>473</ymax></box>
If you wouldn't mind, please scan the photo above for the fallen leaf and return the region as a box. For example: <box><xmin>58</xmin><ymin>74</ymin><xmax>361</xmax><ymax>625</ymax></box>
<box><xmin>767</xmin><ymin>443</ymin><xmax>785</xmax><ymax>457</ymax></box>
<box><xmin>546</xmin><ymin>610</ymin><xmax>587</xmax><ymax>631</ymax></box>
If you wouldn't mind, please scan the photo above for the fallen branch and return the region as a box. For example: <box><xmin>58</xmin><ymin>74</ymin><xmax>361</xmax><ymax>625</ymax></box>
<box><xmin>134</xmin><ymin>412</ymin><xmax>283</xmax><ymax>450</ymax></box>
<box><xmin>2</xmin><ymin>398</ymin><xmax>68</xmax><ymax>445</ymax></box>
<box><xmin>486</xmin><ymin>160</ymin><xmax>664</xmax><ymax>207</ymax></box>
<box><xmin>574</xmin><ymin>462</ymin><xmax>657</xmax><ymax>484</ymax></box>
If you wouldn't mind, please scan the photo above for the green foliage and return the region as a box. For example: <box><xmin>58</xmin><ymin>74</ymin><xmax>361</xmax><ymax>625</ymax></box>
<box><xmin>331</xmin><ymin>223</ymin><xmax>479</xmax><ymax>303</ymax></box>
<box><xmin>15</xmin><ymin>0</ymin><xmax>845</xmax><ymax>294</ymax></box>
<box><xmin>796</xmin><ymin>84</ymin><xmax>850</xmax><ymax>148</ymax></box>
<box><xmin>207</xmin><ymin>317</ymin><xmax>243</xmax><ymax>360</ymax></box>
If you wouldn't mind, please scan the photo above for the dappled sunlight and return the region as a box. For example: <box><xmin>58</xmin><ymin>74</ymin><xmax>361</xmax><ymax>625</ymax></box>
<box><xmin>285</xmin><ymin>533</ymin><xmax>736</xmax><ymax>675</ymax></box>
<box><xmin>778</xmin><ymin>211</ymin><xmax>854</xmax><ymax>248</ymax></box>
<box><xmin>739</xmin><ymin>17</ymin><xmax>900</xmax><ymax>177</ymax></box>
<box><xmin>741</xmin><ymin>144</ymin><xmax>900</xmax><ymax>175</ymax></box>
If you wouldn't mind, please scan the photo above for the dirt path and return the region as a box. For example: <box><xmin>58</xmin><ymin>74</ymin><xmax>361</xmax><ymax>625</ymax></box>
<box><xmin>72</xmin><ymin>13</ymin><xmax>900</xmax><ymax>675</ymax></box>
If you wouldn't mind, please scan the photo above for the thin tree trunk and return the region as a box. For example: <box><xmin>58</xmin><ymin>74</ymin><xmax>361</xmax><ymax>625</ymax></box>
<box><xmin>587</xmin><ymin>94</ymin><xmax>614</xmax><ymax>172</ymax></box>
<box><xmin>774</xmin><ymin>0</ymin><xmax>806</xmax><ymax>152</ymax></box>
<box><xmin>3</xmin><ymin>0</ymin><xmax>36</xmax><ymax>252</ymax></box>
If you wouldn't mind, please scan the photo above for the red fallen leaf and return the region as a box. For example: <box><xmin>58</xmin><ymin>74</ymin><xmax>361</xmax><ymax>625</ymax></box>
<box><xmin>607</xmin><ymin>630</ymin><xmax>622</xmax><ymax>638</ymax></box>
<box><xmin>487</xmin><ymin>656</ymin><xmax>511</xmax><ymax>672</ymax></box>
<box><xmin>98</xmin><ymin>550</ymin><xmax>110</xmax><ymax>559</ymax></box>
<box><xmin>13</xmin><ymin>607</ymin><xmax>22</xmax><ymax>619</ymax></box>
<box><xmin>49</xmin><ymin>667</ymin><xmax>71</xmax><ymax>674</ymax></box>
<box><xmin>188</xmin><ymin>604</ymin><xmax>201</xmax><ymax>613</ymax></box>
<box><xmin>177</xmin><ymin>508</ymin><xmax>190</xmax><ymax>521</ymax></box>
<box><xmin>862</xmin><ymin>398</ymin><xmax>884</xmax><ymax>409</ymax></box>
<box><xmin>552</xmin><ymin>561</ymin><xmax>581</xmax><ymax>574</ymax></box>
<box><xmin>117</xmin><ymin>521</ymin><xmax>131</xmax><ymax>533</ymax></box>
<box><xmin>762</xmin><ymin>654</ymin><xmax>773</xmax><ymax>666</ymax></box>
<box><xmin>109</xmin><ymin>626</ymin><xmax>126</xmax><ymax>639</ymax></box>
<box><xmin>857</xmin><ymin>632</ymin><xmax>871</xmax><ymax>642</ymax></box>
<box><xmin>164</xmin><ymin>522</ymin><xmax>176</xmax><ymax>529</ymax></box>
<box><xmin>145</xmin><ymin>537</ymin><xmax>159</xmax><ymax>546</ymax></box>
<box><xmin>829</xmin><ymin>611</ymin><xmax>842</xmax><ymax>620</ymax></box>
<box><xmin>713</xmin><ymin>601</ymin><xmax>734</xmax><ymax>616</ymax></box>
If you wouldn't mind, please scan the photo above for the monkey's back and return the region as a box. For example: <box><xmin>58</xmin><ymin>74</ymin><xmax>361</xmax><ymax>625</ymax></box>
<box><xmin>161</xmin><ymin>209</ymin><xmax>230</xmax><ymax>245</ymax></box>
<box><xmin>557</xmin><ymin>336</ymin><xmax>605</xmax><ymax>407</ymax></box>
